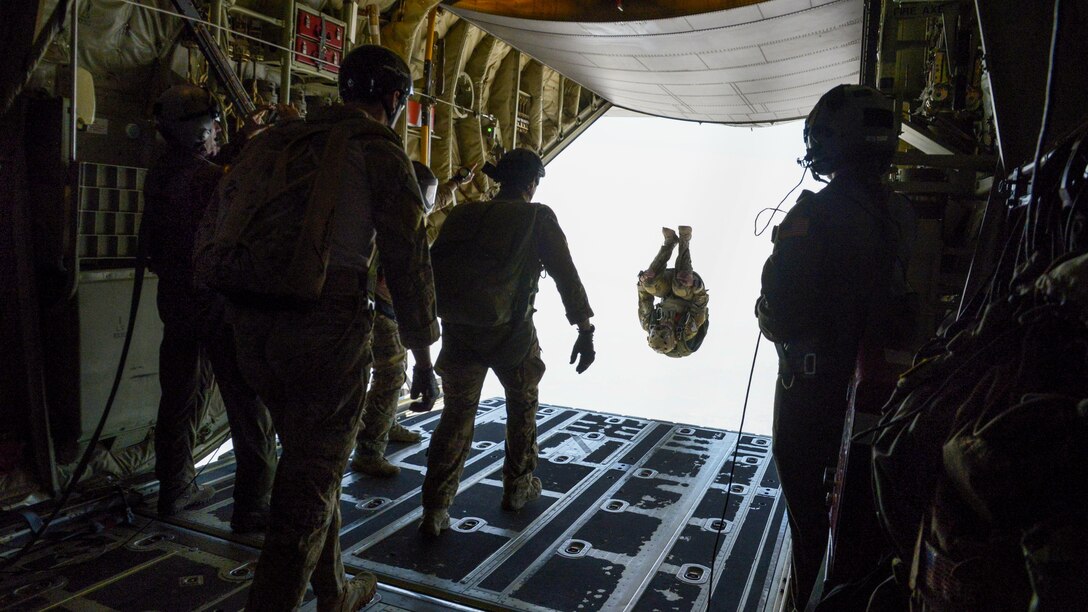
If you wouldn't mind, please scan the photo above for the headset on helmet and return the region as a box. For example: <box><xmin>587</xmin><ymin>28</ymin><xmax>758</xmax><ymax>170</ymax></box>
<box><xmin>153</xmin><ymin>84</ymin><xmax>220</xmax><ymax>150</ymax></box>
<box><xmin>802</xmin><ymin>84</ymin><xmax>899</xmax><ymax>177</ymax></box>
<box><xmin>412</xmin><ymin>160</ymin><xmax>439</xmax><ymax>213</ymax></box>
<box><xmin>339</xmin><ymin>45</ymin><xmax>413</xmax><ymax>127</ymax></box>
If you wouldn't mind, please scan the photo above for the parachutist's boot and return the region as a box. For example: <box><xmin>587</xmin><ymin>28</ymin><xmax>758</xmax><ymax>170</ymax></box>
<box><xmin>158</xmin><ymin>483</ymin><xmax>216</xmax><ymax>516</ymax></box>
<box><xmin>350</xmin><ymin>453</ymin><xmax>401</xmax><ymax>478</ymax></box>
<box><xmin>316</xmin><ymin>571</ymin><xmax>378</xmax><ymax>612</ymax></box>
<box><xmin>419</xmin><ymin>508</ymin><xmax>451</xmax><ymax>537</ymax></box>
<box><xmin>678</xmin><ymin>225</ymin><xmax>692</xmax><ymax>242</ymax></box>
<box><xmin>230</xmin><ymin>507</ymin><xmax>270</xmax><ymax>534</ymax></box>
<box><xmin>662</xmin><ymin>227</ymin><xmax>678</xmax><ymax>246</ymax></box>
<box><xmin>502</xmin><ymin>476</ymin><xmax>542</xmax><ymax>512</ymax></box>
<box><xmin>388</xmin><ymin>422</ymin><xmax>422</xmax><ymax>443</ymax></box>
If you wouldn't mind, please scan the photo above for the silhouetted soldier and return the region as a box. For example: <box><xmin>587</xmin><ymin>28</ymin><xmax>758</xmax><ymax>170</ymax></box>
<box><xmin>756</xmin><ymin>84</ymin><xmax>912</xmax><ymax>611</ymax></box>
<box><xmin>420</xmin><ymin>148</ymin><xmax>595</xmax><ymax>535</ymax></box>
<box><xmin>141</xmin><ymin>84</ymin><xmax>276</xmax><ymax>533</ymax></box>
<box><xmin>216</xmin><ymin>46</ymin><xmax>439</xmax><ymax>611</ymax></box>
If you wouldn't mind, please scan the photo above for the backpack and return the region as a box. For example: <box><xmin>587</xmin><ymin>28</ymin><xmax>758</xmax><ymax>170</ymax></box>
<box><xmin>194</xmin><ymin>116</ymin><xmax>397</xmax><ymax>308</ymax></box>
<box><xmin>431</xmin><ymin>199</ymin><xmax>541</xmax><ymax>326</ymax></box>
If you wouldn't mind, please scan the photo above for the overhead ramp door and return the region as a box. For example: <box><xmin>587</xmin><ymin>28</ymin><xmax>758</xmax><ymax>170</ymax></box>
<box><xmin>449</xmin><ymin>0</ymin><xmax>864</xmax><ymax>124</ymax></box>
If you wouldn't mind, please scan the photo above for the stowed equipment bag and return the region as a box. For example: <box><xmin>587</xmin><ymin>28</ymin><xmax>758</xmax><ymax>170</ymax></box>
<box><xmin>195</xmin><ymin>117</ymin><xmax>397</xmax><ymax>308</ymax></box>
<box><xmin>430</xmin><ymin>199</ymin><xmax>541</xmax><ymax>327</ymax></box>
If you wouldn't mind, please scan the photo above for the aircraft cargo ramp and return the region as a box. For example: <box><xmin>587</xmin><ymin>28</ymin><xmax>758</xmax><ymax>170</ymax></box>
<box><xmin>1</xmin><ymin>400</ymin><xmax>787</xmax><ymax>611</ymax></box>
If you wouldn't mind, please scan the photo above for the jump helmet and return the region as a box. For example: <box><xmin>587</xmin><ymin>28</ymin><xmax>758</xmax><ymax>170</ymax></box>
<box><xmin>153</xmin><ymin>84</ymin><xmax>220</xmax><ymax>151</ymax></box>
<box><xmin>803</xmin><ymin>84</ymin><xmax>898</xmax><ymax>176</ymax></box>
<box><xmin>484</xmin><ymin>148</ymin><xmax>546</xmax><ymax>190</ymax></box>
<box><xmin>339</xmin><ymin>45</ymin><xmax>413</xmax><ymax>127</ymax></box>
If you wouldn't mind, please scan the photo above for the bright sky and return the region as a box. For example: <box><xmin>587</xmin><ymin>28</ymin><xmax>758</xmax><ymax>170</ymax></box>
<box><xmin>468</xmin><ymin>113</ymin><xmax>829</xmax><ymax>436</ymax></box>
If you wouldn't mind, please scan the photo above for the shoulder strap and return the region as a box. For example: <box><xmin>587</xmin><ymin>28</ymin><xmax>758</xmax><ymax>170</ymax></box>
<box><xmin>283</xmin><ymin>120</ymin><xmax>385</xmax><ymax>290</ymax></box>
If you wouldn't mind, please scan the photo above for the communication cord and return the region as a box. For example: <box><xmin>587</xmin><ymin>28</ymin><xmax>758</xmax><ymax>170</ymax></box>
<box><xmin>706</xmin><ymin>329</ymin><xmax>762</xmax><ymax>610</ymax></box>
<box><xmin>754</xmin><ymin>166</ymin><xmax>808</xmax><ymax>237</ymax></box>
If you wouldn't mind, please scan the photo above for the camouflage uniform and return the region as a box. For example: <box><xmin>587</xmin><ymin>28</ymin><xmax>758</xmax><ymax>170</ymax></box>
<box><xmin>637</xmin><ymin>238</ymin><xmax>709</xmax><ymax>357</ymax></box>
<box><xmin>230</xmin><ymin>105</ymin><xmax>438</xmax><ymax>611</ymax></box>
<box><xmin>354</xmin><ymin>180</ymin><xmax>456</xmax><ymax>462</ymax></box>
<box><xmin>141</xmin><ymin>148</ymin><xmax>276</xmax><ymax>517</ymax></box>
<box><xmin>422</xmin><ymin>201</ymin><xmax>592</xmax><ymax>511</ymax></box>
<box><xmin>424</xmin><ymin>181</ymin><xmax>457</xmax><ymax>244</ymax></box>
<box><xmin>756</xmin><ymin>175</ymin><xmax>911</xmax><ymax>610</ymax></box>
<box><xmin>355</xmin><ymin>311</ymin><xmax>407</xmax><ymax>460</ymax></box>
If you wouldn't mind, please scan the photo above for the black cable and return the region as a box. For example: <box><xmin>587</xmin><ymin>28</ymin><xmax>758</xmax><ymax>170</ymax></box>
<box><xmin>755</xmin><ymin>166</ymin><xmax>808</xmax><ymax>237</ymax></box>
<box><xmin>706</xmin><ymin>330</ymin><xmax>761</xmax><ymax>610</ymax></box>
<box><xmin>0</xmin><ymin>438</ymin><xmax>232</xmax><ymax>577</ymax></box>
<box><xmin>116</xmin><ymin>440</ymin><xmax>231</xmax><ymax>551</ymax></box>
<box><xmin>0</xmin><ymin>255</ymin><xmax>146</xmax><ymax>572</ymax></box>
<box><xmin>1063</xmin><ymin>187</ymin><xmax>1085</xmax><ymax>252</ymax></box>
<box><xmin>984</xmin><ymin>212</ymin><xmax>1027</xmax><ymax>307</ymax></box>
<box><xmin>1027</xmin><ymin>0</ymin><xmax>1063</xmax><ymax>254</ymax></box>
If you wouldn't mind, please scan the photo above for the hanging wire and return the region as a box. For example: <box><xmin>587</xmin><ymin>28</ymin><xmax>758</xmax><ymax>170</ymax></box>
<box><xmin>705</xmin><ymin>331</ymin><xmax>761</xmax><ymax>610</ymax></box>
<box><xmin>754</xmin><ymin>166</ymin><xmax>808</xmax><ymax>237</ymax></box>
<box><xmin>1026</xmin><ymin>0</ymin><xmax>1063</xmax><ymax>254</ymax></box>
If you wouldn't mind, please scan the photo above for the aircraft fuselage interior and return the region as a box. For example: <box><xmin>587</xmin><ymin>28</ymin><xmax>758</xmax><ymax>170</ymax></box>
<box><xmin>2</xmin><ymin>1</ymin><xmax>1086</xmax><ymax>610</ymax></box>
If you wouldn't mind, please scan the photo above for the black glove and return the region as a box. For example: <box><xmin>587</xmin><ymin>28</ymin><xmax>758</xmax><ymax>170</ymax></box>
<box><xmin>409</xmin><ymin>363</ymin><xmax>441</xmax><ymax>412</ymax></box>
<box><xmin>569</xmin><ymin>325</ymin><xmax>596</xmax><ymax>374</ymax></box>
<box><xmin>755</xmin><ymin>296</ymin><xmax>782</xmax><ymax>344</ymax></box>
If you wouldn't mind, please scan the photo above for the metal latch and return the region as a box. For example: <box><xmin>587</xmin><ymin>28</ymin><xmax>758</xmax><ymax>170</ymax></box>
<box><xmin>803</xmin><ymin>352</ymin><xmax>817</xmax><ymax>376</ymax></box>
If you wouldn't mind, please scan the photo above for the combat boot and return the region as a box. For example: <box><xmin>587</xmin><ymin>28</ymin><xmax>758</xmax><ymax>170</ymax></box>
<box><xmin>662</xmin><ymin>227</ymin><xmax>678</xmax><ymax>245</ymax></box>
<box><xmin>501</xmin><ymin>476</ymin><xmax>542</xmax><ymax>512</ymax></box>
<box><xmin>158</xmin><ymin>482</ymin><xmax>215</xmax><ymax>516</ymax></box>
<box><xmin>388</xmin><ymin>422</ymin><xmax>422</xmax><ymax>443</ymax></box>
<box><xmin>316</xmin><ymin>571</ymin><xmax>378</xmax><ymax>612</ymax></box>
<box><xmin>419</xmin><ymin>508</ymin><xmax>451</xmax><ymax>537</ymax></box>
<box><xmin>678</xmin><ymin>225</ymin><xmax>692</xmax><ymax>242</ymax></box>
<box><xmin>230</xmin><ymin>507</ymin><xmax>269</xmax><ymax>534</ymax></box>
<box><xmin>350</xmin><ymin>453</ymin><xmax>401</xmax><ymax>478</ymax></box>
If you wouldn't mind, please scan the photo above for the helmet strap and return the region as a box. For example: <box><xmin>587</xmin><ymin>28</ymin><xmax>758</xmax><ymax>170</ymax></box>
<box><xmin>381</xmin><ymin>91</ymin><xmax>405</xmax><ymax>128</ymax></box>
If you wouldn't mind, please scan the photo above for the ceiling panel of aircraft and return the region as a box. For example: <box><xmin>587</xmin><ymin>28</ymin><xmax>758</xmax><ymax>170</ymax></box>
<box><xmin>449</xmin><ymin>0</ymin><xmax>863</xmax><ymax>125</ymax></box>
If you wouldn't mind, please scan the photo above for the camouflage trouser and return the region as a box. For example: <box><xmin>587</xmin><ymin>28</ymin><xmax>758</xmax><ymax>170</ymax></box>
<box><xmin>355</xmin><ymin>313</ymin><xmax>407</xmax><ymax>459</ymax></box>
<box><xmin>230</xmin><ymin>294</ymin><xmax>373</xmax><ymax>611</ymax></box>
<box><xmin>640</xmin><ymin>240</ymin><xmax>706</xmax><ymax>302</ymax></box>
<box><xmin>421</xmin><ymin>337</ymin><xmax>546</xmax><ymax>510</ymax></box>
<box><xmin>154</xmin><ymin>280</ymin><xmax>276</xmax><ymax>514</ymax></box>
<box><xmin>639</xmin><ymin>240</ymin><xmax>709</xmax><ymax>329</ymax></box>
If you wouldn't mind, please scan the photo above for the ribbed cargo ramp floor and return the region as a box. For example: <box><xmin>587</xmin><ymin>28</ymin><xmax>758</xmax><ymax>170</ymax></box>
<box><xmin>345</xmin><ymin>399</ymin><xmax>788</xmax><ymax>611</ymax></box>
<box><xmin>151</xmin><ymin>398</ymin><xmax>787</xmax><ymax>611</ymax></box>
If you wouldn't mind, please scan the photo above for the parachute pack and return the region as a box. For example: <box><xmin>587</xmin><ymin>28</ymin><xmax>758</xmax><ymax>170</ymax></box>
<box><xmin>194</xmin><ymin>117</ymin><xmax>398</xmax><ymax>308</ymax></box>
<box><xmin>430</xmin><ymin>199</ymin><xmax>541</xmax><ymax>327</ymax></box>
